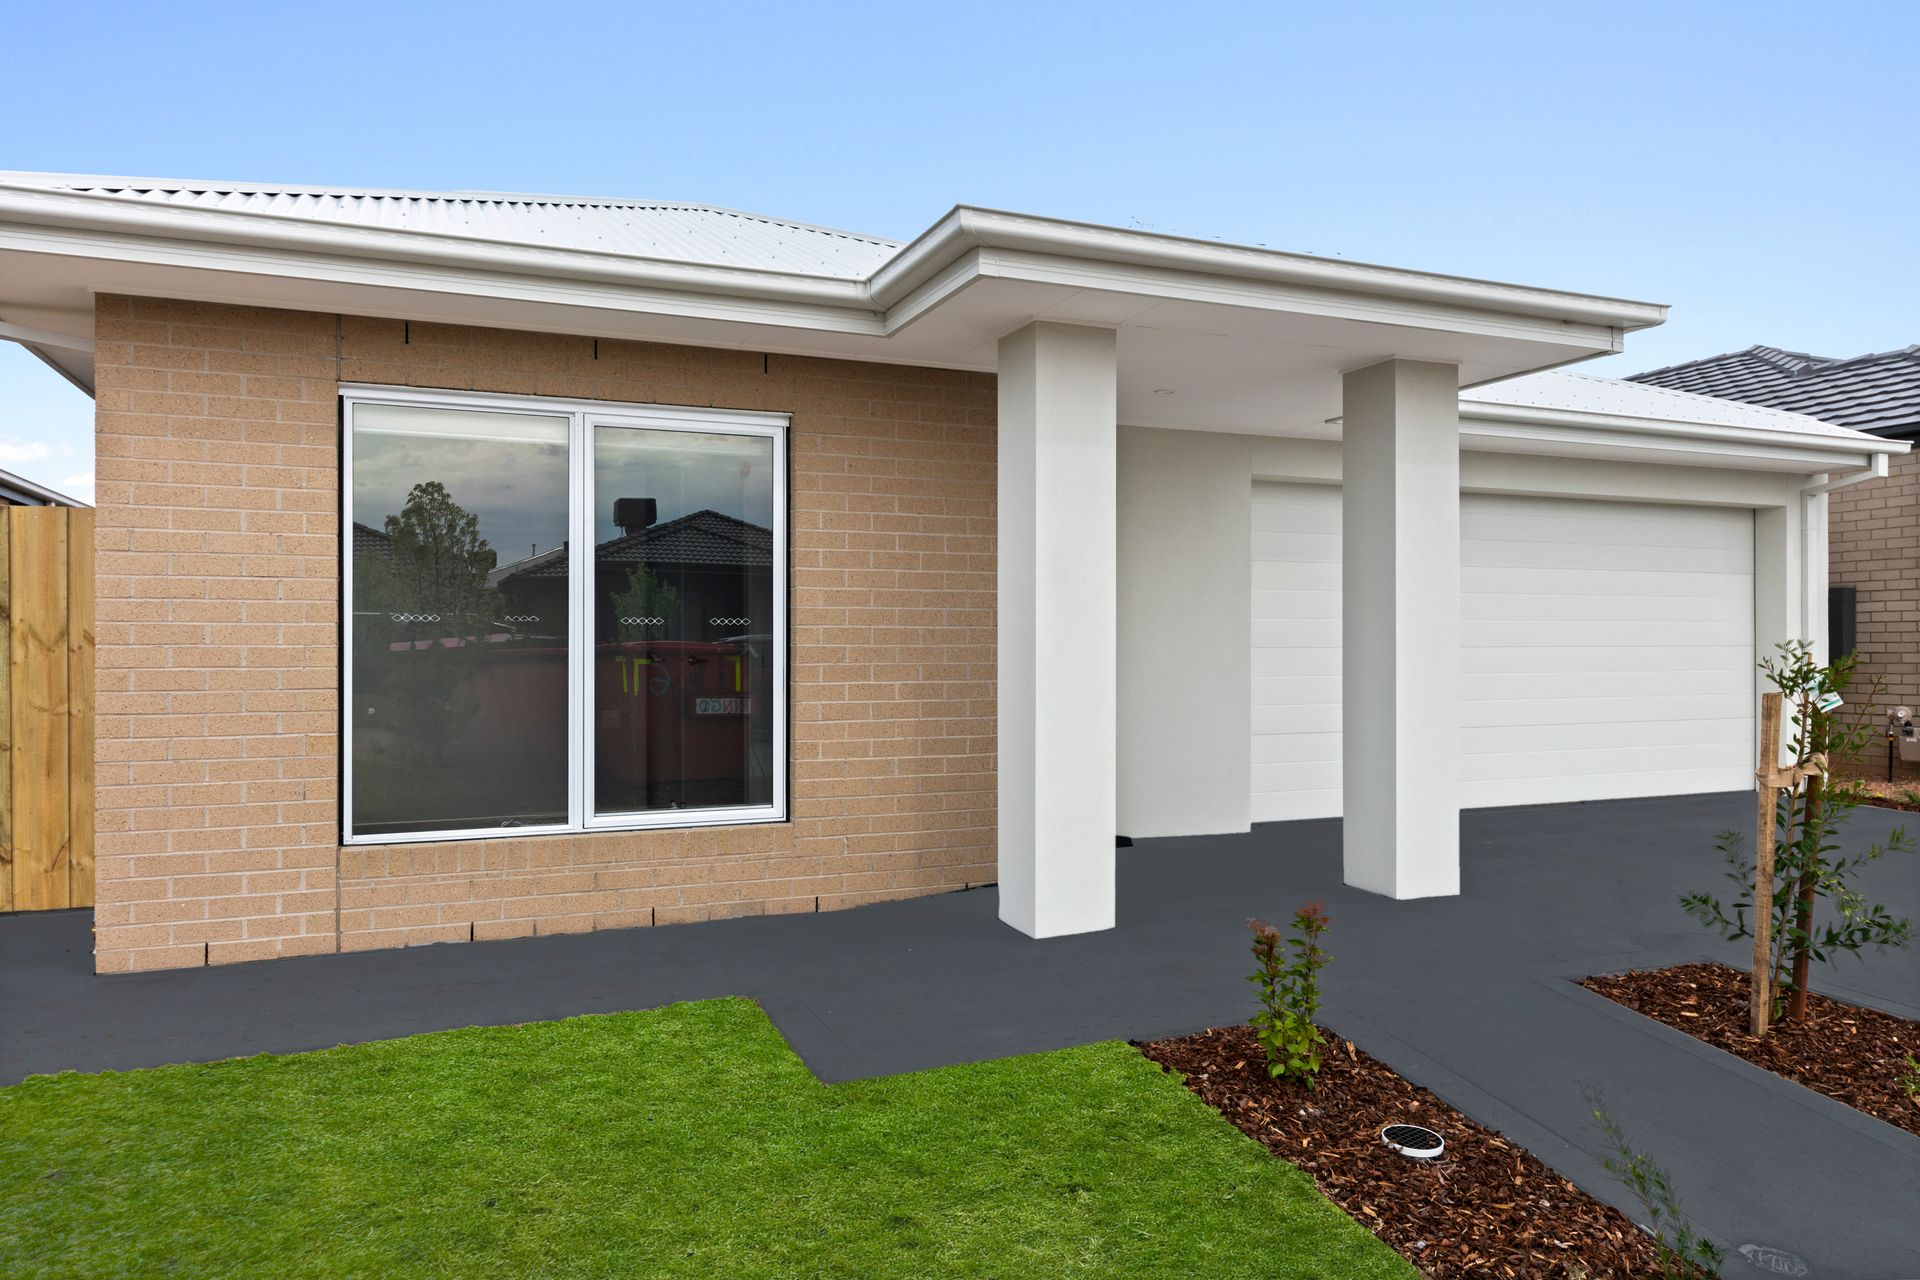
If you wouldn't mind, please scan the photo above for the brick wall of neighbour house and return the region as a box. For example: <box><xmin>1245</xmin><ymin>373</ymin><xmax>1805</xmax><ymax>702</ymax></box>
<box><xmin>1829</xmin><ymin>448</ymin><xmax>1920</xmax><ymax>774</ymax></box>
<box><xmin>91</xmin><ymin>295</ymin><xmax>998</xmax><ymax>973</ymax></box>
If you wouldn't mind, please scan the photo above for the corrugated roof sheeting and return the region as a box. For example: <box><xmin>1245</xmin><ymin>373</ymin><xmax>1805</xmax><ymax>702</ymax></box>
<box><xmin>1631</xmin><ymin>344</ymin><xmax>1920</xmax><ymax>438</ymax></box>
<box><xmin>26</xmin><ymin>180</ymin><xmax>900</xmax><ymax>277</ymax></box>
<box><xmin>1467</xmin><ymin>369</ymin><xmax>1876</xmax><ymax>441</ymax></box>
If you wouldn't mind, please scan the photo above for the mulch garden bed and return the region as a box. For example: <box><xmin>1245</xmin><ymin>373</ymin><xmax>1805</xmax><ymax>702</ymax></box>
<box><xmin>1137</xmin><ymin>1025</ymin><xmax>1664</xmax><ymax>1278</ymax></box>
<box><xmin>1580</xmin><ymin>961</ymin><xmax>1920</xmax><ymax>1139</ymax></box>
<box><xmin>1823</xmin><ymin>762</ymin><xmax>1920</xmax><ymax>814</ymax></box>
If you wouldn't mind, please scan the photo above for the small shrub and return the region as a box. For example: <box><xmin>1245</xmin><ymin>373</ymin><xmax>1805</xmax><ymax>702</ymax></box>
<box><xmin>1682</xmin><ymin>640</ymin><xmax>1915</xmax><ymax>1024</ymax></box>
<box><xmin>1247</xmin><ymin>903</ymin><xmax>1330</xmax><ymax>1086</ymax></box>
<box><xmin>1584</xmin><ymin>1088</ymin><xmax>1724</xmax><ymax>1279</ymax></box>
<box><xmin>1900</xmin><ymin>1055</ymin><xmax>1920</xmax><ymax>1100</ymax></box>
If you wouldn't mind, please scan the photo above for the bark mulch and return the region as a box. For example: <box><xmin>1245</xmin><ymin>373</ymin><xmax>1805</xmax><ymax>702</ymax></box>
<box><xmin>1824</xmin><ymin>762</ymin><xmax>1920</xmax><ymax>815</ymax></box>
<box><xmin>1137</xmin><ymin>1025</ymin><xmax>1665</xmax><ymax>1278</ymax></box>
<box><xmin>1580</xmin><ymin>961</ymin><xmax>1920</xmax><ymax>1139</ymax></box>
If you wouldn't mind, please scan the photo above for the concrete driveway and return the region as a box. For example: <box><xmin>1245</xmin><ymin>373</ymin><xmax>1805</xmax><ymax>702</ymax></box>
<box><xmin>5</xmin><ymin>793</ymin><xmax>1917</xmax><ymax>1277</ymax></box>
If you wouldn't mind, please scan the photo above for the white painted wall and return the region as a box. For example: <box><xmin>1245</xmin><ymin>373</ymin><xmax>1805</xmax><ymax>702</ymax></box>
<box><xmin>1117</xmin><ymin>427</ymin><xmax>1253</xmax><ymax>838</ymax></box>
<box><xmin>997</xmin><ymin>322</ymin><xmax>1118</xmax><ymax>938</ymax></box>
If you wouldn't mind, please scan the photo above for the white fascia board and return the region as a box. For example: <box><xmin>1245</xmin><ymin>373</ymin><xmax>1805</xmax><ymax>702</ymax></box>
<box><xmin>1460</xmin><ymin>408</ymin><xmax>1907</xmax><ymax>472</ymax></box>
<box><xmin>0</xmin><ymin>220</ymin><xmax>888</xmax><ymax>338</ymax></box>
<box><xmin>958</xmin><ymin>246</ymin><xmax>1629</xmax><ymax>349</ymax></box>
<box><xmin>871</xmin><ymin>206</ymin><xmax>1668</xmax><ymax>332</ymax></box>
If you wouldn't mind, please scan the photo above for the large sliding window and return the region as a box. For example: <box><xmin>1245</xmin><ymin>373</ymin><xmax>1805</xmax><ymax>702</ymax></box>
<box><xmin>343</xmin><ymin>388</ymin><xmax>786</xmax><ymax>843</ymax></box>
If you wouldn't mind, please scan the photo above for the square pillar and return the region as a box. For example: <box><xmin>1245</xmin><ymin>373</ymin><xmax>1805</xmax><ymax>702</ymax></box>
<box><xmin>1341</xmin><ymin>359</ymin><xmax>1461</xmax><ymax>898</ymax></box>
<box><xmin>997</xmin><ymin>322</ymin><xmax>1118</xmax><ymax>936</ymax></box>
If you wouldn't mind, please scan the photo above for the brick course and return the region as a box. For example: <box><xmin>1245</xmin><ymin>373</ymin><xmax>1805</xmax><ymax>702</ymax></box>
<box><xmin>1829</xmin><ymin>448</ymin><xmax>1920</xmax><ymax>775</ymax></box>
<box><xmin>92</xmin><ymin>297</ymin><xmax>997</xmax><ymax>972</ymax></box>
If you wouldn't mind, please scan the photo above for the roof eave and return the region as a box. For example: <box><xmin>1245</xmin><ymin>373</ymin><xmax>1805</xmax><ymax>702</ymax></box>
<box><xmin>870</xmin><ymin>205</ymin><xmax>1669</xmax><ymax>333</ymax></box>
<box><xmin>0</xmin><ymin>181</ymin><xmax>1669</xmax><ymax>339</ymax></box>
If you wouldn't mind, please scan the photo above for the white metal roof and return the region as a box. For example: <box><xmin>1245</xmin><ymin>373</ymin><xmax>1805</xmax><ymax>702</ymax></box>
<box><xmin>1465</xmin><ymin>369</ymin><xmax>1893</xmax><ymax>445</ymax></box>
<box><xmin>0</xmin><ymin>173</ymin><xmax>901</xmax><ymax>278</ymax></box>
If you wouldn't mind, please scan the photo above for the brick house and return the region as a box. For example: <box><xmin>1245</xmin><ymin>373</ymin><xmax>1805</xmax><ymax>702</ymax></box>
<box><xmin>0</xmin><ymin>174</ymin><xmax>1903</xmax><ymax>972</ymax></box>
<box><xmin>1631</xmin><ymin>346</ymin><xmax>1920</xmax><ymax>757</ymax></box>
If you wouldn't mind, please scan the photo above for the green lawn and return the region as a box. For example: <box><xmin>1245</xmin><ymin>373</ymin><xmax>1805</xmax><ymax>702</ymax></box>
<box><xmin>0</xmin><ymin>998</ymin><xmax>1412</xmax><ymax>1279</ymax></box>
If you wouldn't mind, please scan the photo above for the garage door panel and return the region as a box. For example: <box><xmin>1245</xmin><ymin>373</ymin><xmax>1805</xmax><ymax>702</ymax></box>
<box><xmin>1254</xmin><ymin>786</ymin><xmax>1343</xmax><ymax>822</ymax></box>
<box><xmin>1463</xmin><ymin>564</ymin><xmax>1750</xmax><ymax>597</ymax></box>
<box><xmin>1252</xmin><ymin>484</ymin><xmax>1755</xmax><ymax>819</ymax></box>
<box><xmin>1462</xmin><ymin>767</ymin><xmax>1755</xmax><ymax>809</ymax></box>
<box><xmin>1463</xmin><ymin>619</ymin><xmax>1752</xmax><ymax>649</ymax></box>
<box><xmin>1253</xmin><ymin>529</ymin><xmax>1341</xmax><ymax>563</ymax></box>
<box><xmin>1464</xmin><ymin>503</ymin><xmax>1748</xmax><ymax>549</ymax></box>
<box><xmin>1253</xmin><ymin>590</ymin><xmax>1340</xmax><ymax>623</ymax></box>
<box><xmin>1254</xmin><ymin>729</ymin><xmax>1344</xmax><ymax>764</ymax></box>
<box><xmin>1462</xmin><ymin>741</ymin><xmax>1751</xmax><ymax>785</ymax></box>
<box><xmin>1462</xmin><ymin>645</ymin><xmax>1752</xmax><ymax>678</ymax></box>
<box><xmin>1253</xmin><ymin>559</ymin><xmax>1342</xmax><ymax>592</ymax></box>
<box><xmin>1253</xmin><ymin>702</ymin><xmax>1340</xmax><ymax>737</ymax></box>
<box><xmin>1462</xmin><ymin>717</ymin><xmax>1751</xmax><ymax>755</ymax></box>
<box><xmin>1462</xmin><ymin>693</ymin><xmax>1751</xmax><ymax>729</ymax></box>
<box><xmin>1254</xmin><ymin>619</ymin><xmax>1341</xmax><ymax>651</ymax></box>
<box><xmin>1463</xmin><ymin>592</ymin><xmax>1756</xmax><ymax>624</ymax></box>
<box><xmin>1461</xmin><ymin>669</ymin><xmax>1751</xmax><ymax>704</ymax></box>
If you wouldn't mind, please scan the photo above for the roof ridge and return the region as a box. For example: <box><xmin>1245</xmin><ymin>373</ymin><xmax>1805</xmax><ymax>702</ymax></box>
<box><xmin>1626</xmin><ymin>343</ymin><xmax>1826</xmax><ymax>383</ymax></box>
<box><xmin>1746</xmin><ymin>344</ymin><xmax>1838</xmax><ymax>375</ymax></box>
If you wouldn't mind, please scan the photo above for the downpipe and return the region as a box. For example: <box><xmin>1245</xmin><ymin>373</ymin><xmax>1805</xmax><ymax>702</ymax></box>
<box><xmin>1798</xmin><ymin>454</ymin><xmax>1890</xmax><ymax>648</ymax></box>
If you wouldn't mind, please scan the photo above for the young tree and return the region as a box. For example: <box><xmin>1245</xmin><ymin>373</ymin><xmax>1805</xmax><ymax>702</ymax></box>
<box><xmin>1683</xmin><ymin>641</ymin><xmax>1914</xmax><ymax>1026</ymax></box>
<box><xmin>608</xmin><ymin>564</ymin><xmax>682</xmax><ymax>640</ymax></box>
<box><xmin>382</xmin><ymin>480</ymin><xmax>499</xmax><ymax>624</ymax></box>
<box><xmin>354</xmin><ymin>482</ymin><xmax>502</xmax><ymax>757</ymax></box>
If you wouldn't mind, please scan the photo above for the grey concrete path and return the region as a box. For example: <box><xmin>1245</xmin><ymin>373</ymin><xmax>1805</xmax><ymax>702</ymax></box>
<box><xmin>5</xmin><ymin>793</ymin><xmax>1918</xmax><ymax>1277</ymax></box>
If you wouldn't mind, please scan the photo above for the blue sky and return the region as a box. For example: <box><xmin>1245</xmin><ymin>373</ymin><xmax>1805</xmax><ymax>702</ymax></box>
<box><xmin>4</xmin><ymin>0</ymin><xmax>1915</xmax><ymax>503</ymax></box>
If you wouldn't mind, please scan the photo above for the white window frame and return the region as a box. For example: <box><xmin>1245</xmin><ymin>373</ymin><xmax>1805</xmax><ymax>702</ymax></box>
<box><xmin>341</xmin><ymin>384</ymin><xmax>788</xmax><ymax>846</ymax></box>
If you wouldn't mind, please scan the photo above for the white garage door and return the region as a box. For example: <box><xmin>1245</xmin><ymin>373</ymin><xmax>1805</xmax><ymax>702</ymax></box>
<box><xmin>1252</xmin><ymin>484</ymin><xmax>1755</xmax><ymax>821</ymax></box>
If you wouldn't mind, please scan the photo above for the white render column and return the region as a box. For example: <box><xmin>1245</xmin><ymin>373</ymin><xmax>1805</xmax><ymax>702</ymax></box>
<box><xmin>1341</xmin><ymin>359</ymin><xmax>1462</xmax><ymax>898</ymax></box>
<box><xmin>997</xmin><ymin>321</ymin><xmax>1118</xmax><ymax>937</ymax></box>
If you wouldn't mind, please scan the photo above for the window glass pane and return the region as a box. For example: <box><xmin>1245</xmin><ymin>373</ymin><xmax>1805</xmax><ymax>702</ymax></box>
<box><xmin>588</xmin><ymin>425</ymin><xmax>776</xmax><ymax>815</ymax></box>
<box><xmin>350</xmin><ymin>404</ymin><xmax>570</xmax><ymax>836</ymax></box>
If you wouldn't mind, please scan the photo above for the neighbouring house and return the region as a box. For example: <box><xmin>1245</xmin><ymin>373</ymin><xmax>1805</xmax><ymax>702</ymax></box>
<box><xmin>0</xmin><ymin>465</ymin><xmax>86</xmax><ymax>506</ymax></box>
<box><xmin>0</xmin><ymin>173</ymin><xmax>1904</xmax><ymax>974</ymax></box>
<box><xmin>1631</xmin><ymin>345</ymin><xmax>1920</xmax><ymax>755</ymax></box>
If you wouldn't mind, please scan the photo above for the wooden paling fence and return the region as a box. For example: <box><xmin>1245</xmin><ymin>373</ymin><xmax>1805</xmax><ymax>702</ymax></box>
<box><xmin>0</xmin><ymin>505</ymin><xmax>94</xmax><ymax>911</ymax></box>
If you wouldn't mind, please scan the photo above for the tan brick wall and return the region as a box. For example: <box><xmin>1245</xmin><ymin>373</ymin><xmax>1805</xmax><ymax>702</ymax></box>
<box><xmin>92</xmin><ymin>297</ymin><xmax>997</xmax><ymax>972</ymax></box>
<box><xmin>1829</xmin><ymin>448</ymin><xmax>1920</xmax><ymax>773</ymax></box>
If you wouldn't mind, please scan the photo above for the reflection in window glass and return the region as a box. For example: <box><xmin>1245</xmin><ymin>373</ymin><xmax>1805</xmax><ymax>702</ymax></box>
<box><xmin>349</xmin><ymin>404</ymin><xmax>570</xmax><ymax>836</ymax></box>
<box><xmin>587</xmin><ymin>426</ymin><xmax>775</xmax><ymax>815</ymax></box>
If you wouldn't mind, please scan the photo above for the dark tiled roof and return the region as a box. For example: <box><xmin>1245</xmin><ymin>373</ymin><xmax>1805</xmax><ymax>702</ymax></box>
<box><xmin>351</xmin><ymin>521</ymin><xmax>393</xmax><ymax>559</ymax></box>
<box><xmin>504</xmin><ymin>509</ymin><xmax>771</xmax><ymax>581</ymax></box>
<box><xmin>1628</xmin><ymin>344</ymin><xmax>1920</xmax><ymax>438</ymax></box>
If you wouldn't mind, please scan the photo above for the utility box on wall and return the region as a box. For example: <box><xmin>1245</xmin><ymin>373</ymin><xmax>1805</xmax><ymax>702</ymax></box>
<box><xmin>1829</xmin><ymin>585</ymin><xmax>1858</xmax><ymax>662</ymax></box>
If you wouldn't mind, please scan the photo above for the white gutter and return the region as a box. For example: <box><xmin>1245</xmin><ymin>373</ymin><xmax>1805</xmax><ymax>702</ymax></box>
<box><xmin>1801</xmin><ymin>453</ymin><xmax>1889</xmax><ymax>495</ymax></box>
<box><xmin>1461</xmin><ymin>400</ymin><xmax>1906</xmax><ymax>462</ymax></box>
